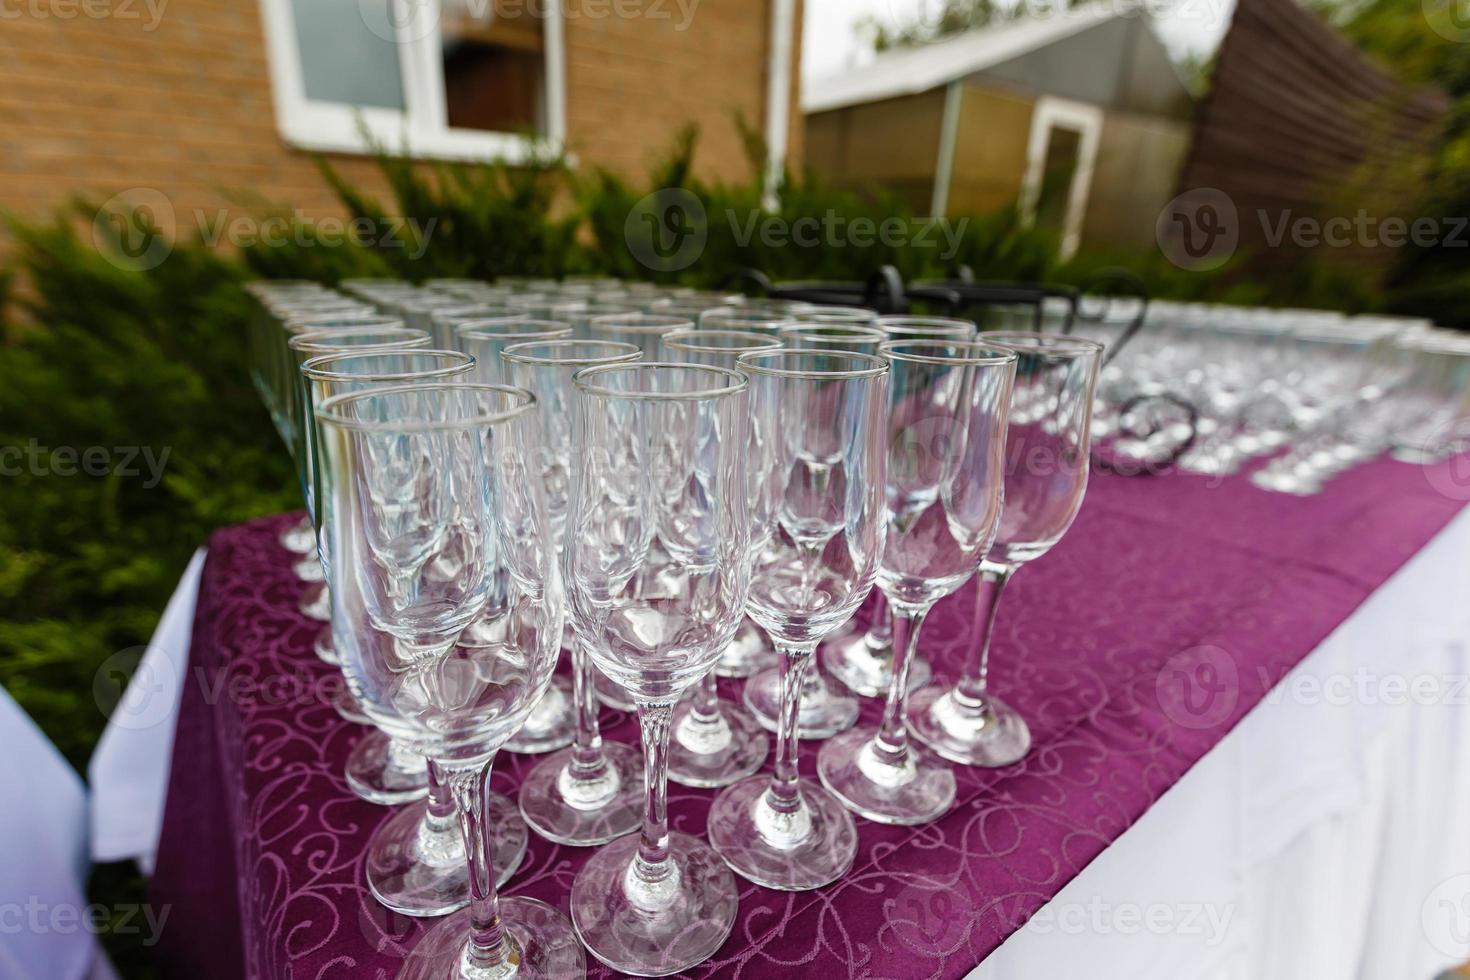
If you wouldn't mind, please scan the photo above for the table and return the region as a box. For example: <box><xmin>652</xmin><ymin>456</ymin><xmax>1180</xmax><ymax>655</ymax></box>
<box><xmin>146</xmin><ymin>456</ymin><xmax>1470</xmax><ymax>979</ymax></box>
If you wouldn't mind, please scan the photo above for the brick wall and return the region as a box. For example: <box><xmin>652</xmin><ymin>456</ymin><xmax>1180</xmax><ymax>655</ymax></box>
<box><xmin>0</xmin><ymin>0</ymin><xmax>802</xmax><ymax>250</ymax></box>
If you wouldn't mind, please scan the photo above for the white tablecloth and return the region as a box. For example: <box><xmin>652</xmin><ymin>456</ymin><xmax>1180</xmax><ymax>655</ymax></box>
<box><xmin>973</xmin><ymin>504</ymin><xmax>1470</xmax><ymax>980</ymax></box>
<box><xmin>87</xmin><ymin>514</ymin><xmax>1470</xmax><ymax>979</ymax></box>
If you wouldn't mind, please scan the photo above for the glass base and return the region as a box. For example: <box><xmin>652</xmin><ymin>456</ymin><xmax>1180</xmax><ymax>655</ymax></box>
<box><xmin>707</xmin><ymin>776</ymin><xmax>858</xmax><ymax>891</ymax></box>
<box><xmin>396</xmin><ymin>896</ymin><xmax>584</xmax><ymax>980</ymax></box>
<box><xmin>294</xmin><ymin>556</ymin><xmax>325</xmax><ymax>584</ymax></box>
<box><xmin>504</xmin><ymin>675</ymin><xmax>576</xmax><ymax>755</ymax></box>
<box><xmin>906</xmin><ymin>686</ymin><xmax>1032</xmax><ymax>768</ymax></box>
<box><xmin>821</xmin><ymin>630</ymin><xmax>931</xmax><ymax>698</ymax></box>
<box><xmin>743</xmin><ymin>666</ymin><xmax>859</xmax><ymax>741</ymax></box>
<box><xmin>594</xmin><ymin>668</ymin><xmax>634</xmax><ymax>712</ymax></box>
<box><xmin>314</xmin><ymin>631</ymin><xmax>340</xmax><ymax>665</ymax></box>
<box><xmin>299</xmin><ymin>581</ymin><xmax>330</xmax><ymax>623</ymax></box>
<box><xmin>713</xmin><ymin>618</ymin><xmax>777</xmax><ymax>679</ymax></box>
<box><xmin>668</xmin><ymin>697</ymin><xmax>769</xmax><ymax>789</ymax></box>
<box><xmin>345</xmin><ymin>731</ymin><xmax>430</xmax><ymax>805</ymax></box>
<box><xmin>571</xmin><ymin>832</ymin><xmax>737</xmax><ymax>976</ymax></box>
<box><xmin>517</xmin><ymin>741</ymin><xmax>644</xmax><ymax>846</ymax></box>
<box><xmin>332</xmin><ymin>684</ymin><xmax>372</xmax><ymax>725</ymax></box>
<box><xmin>816</xmin><ymin>728</ymin><xmax>955</xmax><ymax>825</ymax></box>
<box><xmin>366</xmin><ymin>792</ymin><xmax>526</xmax><ymax>917</ymax></box>
<box><xmin>279</xmin><ymin>517</ymin><xmax>315</xmax><ymax>555</ymax></box>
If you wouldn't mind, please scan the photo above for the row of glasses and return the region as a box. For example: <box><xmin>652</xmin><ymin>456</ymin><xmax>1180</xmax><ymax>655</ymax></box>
<box><xmin>300</xmin><ymin>348</ymin><xmax>530</xmax><ymax>917</ymax></box>
<box><xmin>315</xmin><ymin>381</ymin><xmax>585</xmax><ymax>979</ymax></box>
<box><xmin>264</xmin><ymin>275</ymin><xmax>1125</xmax><ymax>979</ymax></box>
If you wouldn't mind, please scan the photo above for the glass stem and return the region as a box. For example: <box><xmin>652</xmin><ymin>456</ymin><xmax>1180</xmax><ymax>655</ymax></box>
<box><xmin>626</xmin><ymin>701</ymin><xmax>678</xmax><ymax>909</ymax></box>
<box><xmin>568</xmin><ymin>641</ymin><xmax>608</xmax><ymax>778</ymax></box>
<box><xmin>873</xmin><ymin>602</ymin><xmax>930</xmax><ymax>764</ymax></box>
<box><xmin>768</xmin><ymin>643</ymin><xmax>815</xmax><ymax>814</ymax></box>
<box><xmin>692</xmin><ymin>670</ymin><xmax>720</xmax><ymax>719</ymax></box>
<box><xmin>956</xmin><ymin>563</ymin><xmax>1017</xmax><ymax>709</ymax></box>
<box><xmin>866</xmin><ymin>593</ymin><xmax>893</xmax><ymax>649</ymax></box>
<box><xmin>425</xmin><ymin>759</ymin><xmax>457</xmax><ymax>834</ymax></box>
<box><xmin>443</xmin><ymin>756</ymin><xmax>513</xmax><ymax>973</ymax></box>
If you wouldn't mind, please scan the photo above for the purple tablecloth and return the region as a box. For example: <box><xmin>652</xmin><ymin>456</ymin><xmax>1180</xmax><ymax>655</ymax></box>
<box><xmin>150</xmin><ymin>457</ymin><xmax>1470</xmax><ymax>979</ymax></box>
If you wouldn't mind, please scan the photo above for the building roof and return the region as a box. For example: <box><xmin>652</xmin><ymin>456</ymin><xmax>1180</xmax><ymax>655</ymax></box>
<box><xmin>803</xmin><ymin>7</ymin><xmax>1157</xmax><ymax>114</ymax></box>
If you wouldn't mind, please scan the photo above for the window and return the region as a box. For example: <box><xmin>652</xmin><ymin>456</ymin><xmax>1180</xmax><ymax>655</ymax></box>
<box><xmin>259</xmin><ymin>0</ymin><xmax>566</xmax><ymax>162</ymax></box>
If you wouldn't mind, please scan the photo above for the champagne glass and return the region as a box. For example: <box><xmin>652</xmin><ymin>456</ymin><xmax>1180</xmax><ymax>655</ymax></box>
<box><xmin>818</xmin><ymin>341</ymin><xmax>1016</xmax><ymax>823</ymax></box>
<box><xmin>286</xmin><ymin>327</ymin><xmax>433</xmax><ymax>654</ymax></box>
<box><xmin>778</xmin><ymin>323</ymin><xmax>887</xmax><ymax>357</ymax></box>
<box><xmin>456</xmin><ymin>319</ymin><xmax>573</xmax><ymax>379</ymax></box>
<box><xmin>793</xmin><ymin>305</ymin><xmax>878</xmax><ymax>326</ymax></box>
<box><xmin>565</xmin><ymin>363</ymin><xmax>752</xmax><ymax>975</ymax></box>
<box><xmin>708</xmin><ymin>350</ymin><xmax>888</xmax><ymax>891</ymax></box>
<box><xmin>587</xmin><ymin>312</ymin><xmax>692</xmax><ymax>359</ymax></box>
<box><xmin>302</xmin><ymin>350</ymin><xmax>527</xmax><ymax>916</ymax></box>
<box><xmin>699</xmin><ymin>309</ymin><xmax>795</xmax><ymax>335</ymax></box>
<box><xmin>502</xmin><ymin>340</ymin><xmax>649</xmax><ymax>847</ymax></box>
<box><xmin>820</xmin><ymin>316</ymin><xmax>977</xmax><ymax>699</ymax></box>
<box><xmin>908</xmin><ymin>334</ymin><xmax>1102</xmax><ymax>767</ymax></box>
<box><xmin>658</xmin><ymin>330</ymin><xmax>781</xmax><ymax>788</ymax></box>
<box><xmin>315</xmin><ymin>382</ymin><xmax>584</xmax><ymax>979</ymax></box>
<box><xmin>457</xmin><ymin>319</ymin><xmax>579</xmax><ymax>757</ymax></box>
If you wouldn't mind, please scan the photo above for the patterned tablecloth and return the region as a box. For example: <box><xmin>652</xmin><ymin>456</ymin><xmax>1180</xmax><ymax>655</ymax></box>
<box><xmin>149</xmin><ymin>456</ymin><xmax>1470</xmax><ymax>979</ymax></box>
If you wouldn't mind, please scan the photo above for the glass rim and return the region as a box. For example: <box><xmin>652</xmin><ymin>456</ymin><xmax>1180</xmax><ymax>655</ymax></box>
<box><xmin>779</xmin><ymin>323</ymin><xmax>887</xmax><ymax>342</ymax></box>
<box><xmin>457</xmin><ymin>319</ymin><xmax>574</xmax><ymax>341</ymax></box>
<box><xmin>873</xmin><ymin>315</ymin><xmax>976</xmax><ymax>338</ymax></box>
<box><xmin>431</xmin><ymin>306</ymin><xmax>529</xmax><ymax>321</ymax></box>
<box><xmin>661</xmin><ymin>328</ymin><xmax>785</xmax><ymax>354</ymax></box>
<box><xmin>700</xmin><ymin>309</ymin><xmax>798</xmax><ymax>328</ymax></box>
<box><xmin>735</xmin><ymin>348</ymin><xmax>889</xmax><ymax>379</ymax></box>
<box><xmin>316</xmin><ymin>381</ymin><xmax>536</xmax><ymax>433</ymax></box>
<box><xmin>588</xmin><ymin>313</ymin><xmax>695</xmax><ymax>334</ymax></box>
<box><xmin>978</xmin><ymin>331</ymin><xmax>1105</xmax><ymax>356</ymax></box>
<box><xmin>288</xmin><ymin>328</ymin><xmax>431</xmax><ymax>354</ymax></box>
<box><xmin>879</xmin><ymin>339</ymin><xmax>1019</xmax><ymax>367</ymax></box>
<box><xmin>282</xmin><ymin>314</ymin><xmax>402</xmax><ymax>332</ymax></box>
<box><xmin>572</xmin><ymin>362</ymin><xmax>749</xmax><ymax>401</ymax></box>
<box><xmin>300</xmin><ymin>348</ymin><xmax>475</xmax><ymax>383</ymax></box>
<box><xmin>501</xmin><ymin>338</ymin><xmax>643</xmax><ymax>367</ymax></box>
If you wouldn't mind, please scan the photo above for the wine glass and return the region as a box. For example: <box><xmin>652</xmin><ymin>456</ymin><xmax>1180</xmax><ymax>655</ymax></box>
<box><xmin>658</xmin><ymin>330</ymin><xmax>782</xmax><ymax>788</ymax></box>
<box><xmin>565</xmin><ymin>363</ymin><xmax>752</xmax><ymax>975</ymax></box>
<box><xmin>818</xmin><ymin>341</ymin><xmax>1016</xmax><ymax>823</ymax></box>
<box><xmin>708</xmin><ymin>350</ymin><xmax>888</xmax><ymax>891</ymax></box>
<box><xmin>315</xmin><ymin>382</ymin><xmax>584</xmax><ymax>979</ymax></box>
<box><xmin>819</xmin><ymin>316</ymin><xmax>977</xmax><ymax>700</ymax></box>
<box><xmin>301</xmin><ymin>350</ymin><xmax>527</xmax><ymax>917</ymax></box>
<box><xmin>907</xmin><ymin>333</ymin><xmax>1102</xmax><ymax>767</ymax></box>
<box><xmin>501</xmin><ymin>339</ymin><xmax>650</xmax><ymax>847</ymax></box>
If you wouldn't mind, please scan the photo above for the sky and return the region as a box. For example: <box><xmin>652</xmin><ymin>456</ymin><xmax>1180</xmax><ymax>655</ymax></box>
<box><xmin>800</xmin><ymin>0</ymin><xmax>1238</xmax><ymax>82</ymax></box>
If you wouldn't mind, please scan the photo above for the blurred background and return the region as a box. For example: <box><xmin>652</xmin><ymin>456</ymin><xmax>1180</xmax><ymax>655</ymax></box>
<box><xmin>1</xmin><ymin>0</ymin><xmax>1468</xmax><ymax>974</ymax></box>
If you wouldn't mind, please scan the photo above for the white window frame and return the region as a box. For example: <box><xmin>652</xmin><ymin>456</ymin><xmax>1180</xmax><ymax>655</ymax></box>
<box><xmin>1019</xmin><ymin>96</ymin><xmax>1103</xmax><ymax>261</ymax></box>
<box><xmin>258</xmin><ymin>0</ymin><xmax>566</xmax><ymax>164</ymax></box>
